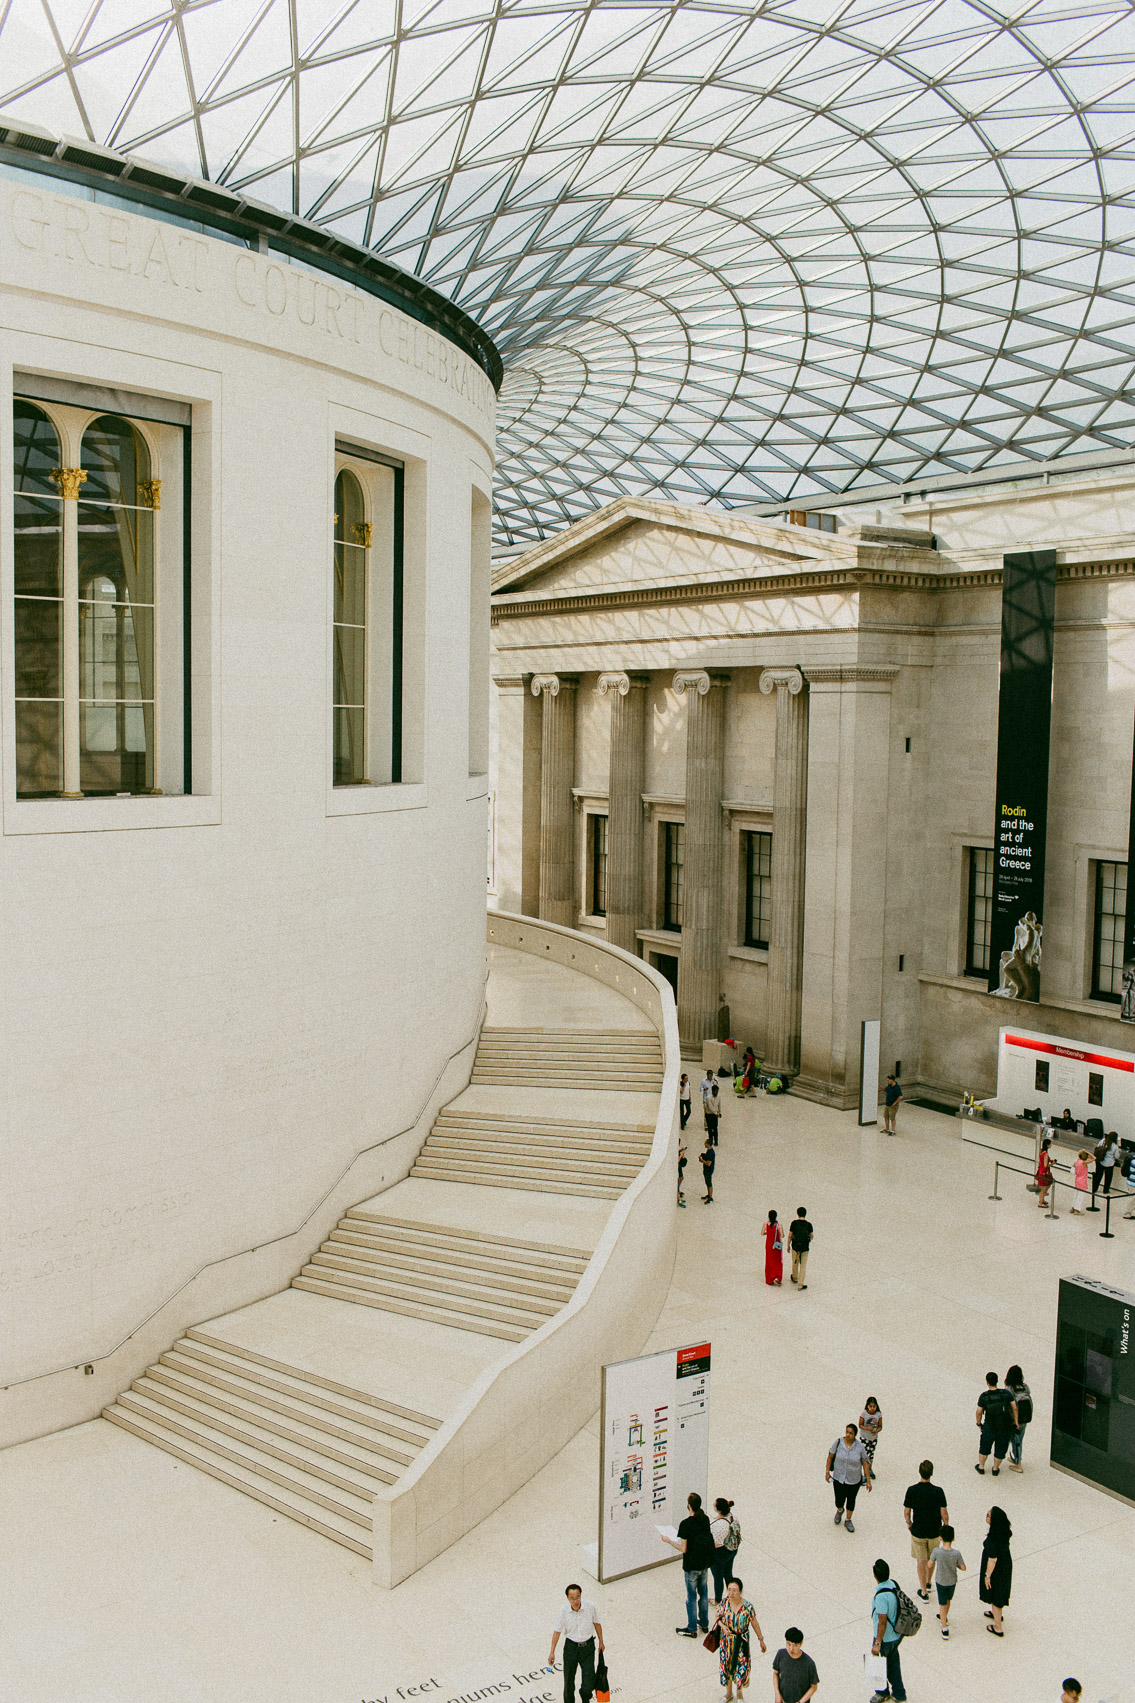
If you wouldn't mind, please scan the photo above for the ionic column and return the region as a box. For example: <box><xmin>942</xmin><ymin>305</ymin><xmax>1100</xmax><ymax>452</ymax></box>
<box><xmin>598</xmin><ymin>672</ymin><xmax>648</xmax><ymax>954</ymax></box>
<box><xmin>674</xmin><ymin>669</ymin><xmax>729</xmax><ymax>1047</ymax></box>
<box><xmin>759</xmin><ymin>666</ymin><xmax>809</xmax><ymax>1077</ymax></box>
<box><xmin>531</xmin><ymin>674</ymin><xmax>578</xmax><ymax>926</ymax></box>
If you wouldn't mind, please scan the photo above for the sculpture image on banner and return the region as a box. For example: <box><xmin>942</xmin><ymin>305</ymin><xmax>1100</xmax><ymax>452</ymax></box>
<box><xmin>598</xmin><ymin>1342</ymin><xmax>711</xmax><ymax>1583</ymax></box>
<box><xmin>993</xmin><ymin>910</ymin><xmax>1043</xmax><ymax>1001</ymax></box>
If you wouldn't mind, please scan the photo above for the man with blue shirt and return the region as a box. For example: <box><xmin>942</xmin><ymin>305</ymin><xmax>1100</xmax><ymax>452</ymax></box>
<box><xmin>870</xmin><ymin>1558</ymin><xmax>906</xmax><ymax>1702</ymax></box>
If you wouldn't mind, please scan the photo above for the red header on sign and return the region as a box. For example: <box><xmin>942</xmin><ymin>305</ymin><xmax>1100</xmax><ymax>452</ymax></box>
<box><xmin>677</xmin><ymin>1342</ymin><xmax>711</xmax><ymax>1364</ymax></box>
<box><xmin>1005</xmin><ymin>1034</ymin><xmax>1135</xmax><ymax>1074</ymax></box>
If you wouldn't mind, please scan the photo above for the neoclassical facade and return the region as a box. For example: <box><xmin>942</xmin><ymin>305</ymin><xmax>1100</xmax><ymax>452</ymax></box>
<box><xmin>1</xmin><ymin>144</ymin><xmax>496</xmax><ymax>1441</ymax></box>
<box><xmin>490</xmin><ymin>476</ymin><xmax>1135</xmax><ymax>1107</ymax></box>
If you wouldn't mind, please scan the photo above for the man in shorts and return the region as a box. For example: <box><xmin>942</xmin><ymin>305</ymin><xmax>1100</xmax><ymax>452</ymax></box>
<box><xmin>903</xmin><ymin>1459</ymin><xmax>948</xmax><ymax>1599</ymax></box>
<box><xmin>882</xmin><ymin>1074</ymin><xmax>903</xmax><ymax>1133</ymax></box>
<box><xmin>975</xmin><ymin>1372</ymin><xmax>1018</xmax><ymax>1474</ymax></box>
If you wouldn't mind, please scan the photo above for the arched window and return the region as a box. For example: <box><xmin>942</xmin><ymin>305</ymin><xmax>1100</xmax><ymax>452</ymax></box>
<box><xmin>13</xmin><ymin>403</ymin><xmax>64</xmax><ymax>795</ymax></box>
<box><xmin>78</xmin><ymin>415</ymin><xmax>155</xmax><ymax>794</ymax></box>
<box><xmin>333</xmin><ymin>468</ymin><xmax>368</xmax><ymax>785</ymax></box>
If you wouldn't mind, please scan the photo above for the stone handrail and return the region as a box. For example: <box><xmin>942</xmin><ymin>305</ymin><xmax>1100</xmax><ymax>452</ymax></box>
<box><xmin>371</xmin><ymin>909</ymin><xmax>681</xmax><ymax>1586</ymax></box>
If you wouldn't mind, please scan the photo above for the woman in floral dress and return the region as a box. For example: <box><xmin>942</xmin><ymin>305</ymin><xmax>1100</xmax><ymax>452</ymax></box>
<box><xmin>714</xmin><ymin>1577</ymin><xmax>766</xmax><ymax>1699</ymax></box>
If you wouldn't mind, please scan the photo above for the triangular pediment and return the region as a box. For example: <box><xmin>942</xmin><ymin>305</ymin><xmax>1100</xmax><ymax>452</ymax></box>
<box><xmin>491</xmin><ymin>496</ymin><xmax>851</xmax><ymax>601</ymax></box>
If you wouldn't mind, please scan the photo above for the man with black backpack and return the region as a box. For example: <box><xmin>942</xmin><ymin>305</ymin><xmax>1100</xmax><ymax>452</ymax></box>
<box><xmin>869</xmin><ymin>1558</ymin><xmax>920</xmax><ymax>1702</ymax></box>
<box><xmin>975</xmin><ymin>1372</ymin><xmax>1018</xmax><ymax>1476</ymax></box>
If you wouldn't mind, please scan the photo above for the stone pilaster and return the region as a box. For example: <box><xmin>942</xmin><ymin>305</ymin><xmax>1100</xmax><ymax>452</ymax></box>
<box><xmin>531</xmin><ymin>674</ymin><xmax>578</xmax><ymax>926</ymax></box>
<box><xmin>673</xmin><ymin>669</ymin><xmax>729</xmax><ymax>1047</ymax></box>
<box><xmin>759</xmin><ymin>666</ymin><xmax>809</xmax><ymax>1076</ymax></box>
<box><xmin>598</xmin><ymin>671</ymin><xmax>648</xmax><ymax>954</ymax></box>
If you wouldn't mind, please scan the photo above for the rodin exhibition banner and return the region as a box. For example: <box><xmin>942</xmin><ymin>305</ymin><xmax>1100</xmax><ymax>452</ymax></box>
<box><xmin>988</xmin><ymin>548</ymin><xmax>1057</xmax><ymax>1002</ymax></box>
<box><xmin>1123</xmin><ymin>699</ymin><xmax>1135</xmax><ymax>1022</ymax></box>
<box><xmin>598</xmin><ymin>1341</ymin><xmax>711</xmax><ymax>1583</ymax></box>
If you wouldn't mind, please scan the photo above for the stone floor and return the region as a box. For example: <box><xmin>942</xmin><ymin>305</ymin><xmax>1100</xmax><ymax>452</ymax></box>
<box><xmin>4</xmin><ymin>1091</ymin><xmax>1133</xmax><ymax>1703</ymax></box>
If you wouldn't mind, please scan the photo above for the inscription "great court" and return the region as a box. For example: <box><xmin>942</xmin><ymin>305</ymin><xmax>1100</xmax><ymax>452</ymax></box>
<box><xmin>5</xmin><ymin>184</ymin><xmax>494</xmax><ymax>423</ymax></box>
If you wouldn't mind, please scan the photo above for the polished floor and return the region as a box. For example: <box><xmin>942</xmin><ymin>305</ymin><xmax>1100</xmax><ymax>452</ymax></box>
<box><xmin>5</xmin><ymin>1090</ymin><xmax>1133</xmax><ymax>1703</ymax></box>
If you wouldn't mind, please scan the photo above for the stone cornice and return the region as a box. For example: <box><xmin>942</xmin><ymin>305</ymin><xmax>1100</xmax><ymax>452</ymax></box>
<box><xmin>803</xmin><ymin>664</ymin><xmax>901</xmax><ymax>684</ymax></box>
<box><xmin>490</xmin><ymin>555</ymin><xmax>1135</xmax><ymax>624</ymax></box>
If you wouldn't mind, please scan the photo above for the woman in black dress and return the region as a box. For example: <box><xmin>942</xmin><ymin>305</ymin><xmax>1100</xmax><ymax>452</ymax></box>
<box><xmin>980</xmin><ymin>1505</ymin><xmax>1013</xmax><ymax>1635</ymax></box>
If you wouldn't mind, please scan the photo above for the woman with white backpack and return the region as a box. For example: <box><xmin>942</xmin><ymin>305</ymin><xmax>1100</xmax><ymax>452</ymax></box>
<box><xmin>709</xmin><ymin>1497</ymin><xmax>742</xmax><ymax>1603</ymax></box>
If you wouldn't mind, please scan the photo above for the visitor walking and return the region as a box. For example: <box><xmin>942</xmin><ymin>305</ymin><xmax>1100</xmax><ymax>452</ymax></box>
<box><xmin>869</xmin><ymin>1559</ymin><xmax>906</xmax><ymax>1702</ymax></box>
<box><xmin>788</xmin><ymin>1206</ymin><xmax>812</xmax><ymax>1289</ymax></box>
<box><xmin>701</xmin><ymin>1069</ymin><xmax>715</xmax><ymax>1115</ymax></box>
<box><xmin>549</xmin><ymin>1584</ymin><xmax>604</xmax><ymax>1703</ymax></box>
<box><xmin>882</xmin><ymin>1074</ymin><xmax>903</xmax><ymax>1134</ymax></box>
<box><xmin>709</xmin><ymin>1497</ymin><xmax>741</xmax><ymax>1602</ymax></box>
<box><xmin>764</xmin><ymin>1210</ymin><xmax>783</xmax><ymax>1285</ymax></box>
<box><xmin>1091</xmin><ymin>1133</ymin><xmax>1109</xmax><ymax>1201</ymax></box>
<box><xmin>771</xmin><ymin>1629</ymin><xmax>819</xmax><ymax>1703</ymax></box>
<box><xmin>662</xmin><ymin>1491</ymin><xmax>714</xmax><ymax>1636</ymax></box>
<box><xmin>1072</xmin><ymin>1149</ymin><xmax>1090</xmax><ymax>1213</ymax></box>
<box><xmin>677</xmin><ymin>1145</ymin><xmax>687</xmax><ymax>1208</ymax></box>
<box><xmin>1101</xmin><ymin>1132</ymin><xmax>1121</xmax><ymax>1194</ymax></box>
<box><xmin>979</xmin><ymin>1505</ymin><xmax>1013</xmax><ymax>1635</ymax></box>
<box><xmin>975</xmin><ymin>1372</ymin><xmax>1017</xmax><ymax>1475</ymax></box>
<box><xmin>700</xmin><ymin>1141</ymin><xmax>716</xmax><ymax>1204</ymax></box>
<box><xmin>1005</xmin><ymin>1365</ymin><xmax>1033</xmax><ymax>1471</ymax></box>
<box><xmin>1035</xmin><ymin>1137</ymin><xmax>1054</xmax><ymax>1208</ymax></box>
<box><xmin>1125</xmin><ymin>1146</ymin><xmax>1135</xmax><ymax>1218</ymax></box>
<box><xmin>903</xmin><ymin>1459</ymin><xmax>948</xmax><ymax>1600</ymax></box>
<box><xmin>712</xmin><ymin>1577</ymin><xmax>766</xmax><ymax>1700</ymax></box>
<box><xmin>705</xmin><ymin>1079</ymin><xmax>722</xmax><ymax>1146</ymax></box>
<box><xmin>826</xmin><ymin>1423</ymin><xmax>872</xmax><ymax>1532</ymax></box>
<box><xmin>859</xmin><ymin>1398</ymin><xmax>883</xmax><ymax>1474</ymax></box>
<box><xmin>928</xmin><ymin>1524</ymin><xmax>965</xmax><ymax>1637</ymax></box>
<box><xmin>679</xmin><ymin>1073</ymin><xmax>691</xmax><ymax>1130</ymax></box>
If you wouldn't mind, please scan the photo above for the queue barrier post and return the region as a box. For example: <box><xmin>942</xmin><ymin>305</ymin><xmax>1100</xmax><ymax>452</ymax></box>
<box><xmin>989</xmin><ymin>1162</ymin><xmax>1002</xmax><ymax>1201</ymax></box>
<box><xmin>1101</xmin><ymin>1192</ymin><xmax>1115</xmax><ymax>1239</ymax></box>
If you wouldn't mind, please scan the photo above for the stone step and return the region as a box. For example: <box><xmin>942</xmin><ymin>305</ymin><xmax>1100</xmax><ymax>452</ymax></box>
<box><xmin>107</xmin><ymin>1389</ymin><xmax>374</xmax><ymax>1527</ymax></box>
<box><xmin>165</xmin><ymin>1343</ymin><xmax>434</xmax><ymax>1450</ymax></box>
<box><xmin>127</xmin><ymin>1377</ymin><xmax>396</xmax><ymax>1494</ymax></box>
<box><xmin>305</xmin><ymin>1250</ymin><xmax>563</xmax><ymax>1314</ymax></box>
<box><xmin>185</xmin><ymin>1329</ymin><xmax>441</xmax><ymax>1432</ymax></box>
<box><xmin>291</xmin><ymin>1276</ymin><xmax>529</xmax><ymax>1341</ymax></box>
<box><xmin>409</xmin><ymin>1162</ymin><xmax>620</xmax><ymax>1200</ymax></box>
<box><xmin>470</xmin><ymin>1075</ymin><xmax>661</xmax><ymax>1091</ymax></box>
<box><xmin>331</xmin><ymin>1223</ymin><xmax>586</xmax><ymax>1284</ymax></box>
<box><xmin>103</xmin><ymin>1403</ymin><xmax>372</xmax><ymax>1557</ymax></box>
<box><xmin>344</xmin><ymin>1212</ymin><xmax>591</xmax><ymax>1262</ymax></box>
<box><xmin>432</xmin><ymin>1122</ymin><xmax>651</xmax><ymax>1153</ymax></box>
<box><xmin>323</xmin><ymin>1235</ymin><xmax>577</xmax><ymax>1301</ymax></box>
<box><xmin>138</xmin><ymin>1363</ymin><xmax>406</xmax><ymax>1479</ymax></box>
<box><xmin>298</xmin><ymin>1260</ymin><xmax>556</xmax><ymax>1324</ymax></box>
<box><xmin>435</xmin><ymin>1109</ymin><xmax>650</xmax><ymax>1133</ymax></box>
<box><xmin>419</xmin><ymin>1139</ymin><xmax>640</xmax><ymax>1178</ymax></box>
<box><xmin>480</xmin><ymin>1027</ymin><xmax>658</xmax><ymax>1040</ymax></box>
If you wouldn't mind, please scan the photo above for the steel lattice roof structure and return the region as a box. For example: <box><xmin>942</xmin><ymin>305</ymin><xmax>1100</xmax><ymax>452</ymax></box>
<box><xmin>2</xmin><ymin>1</ymin><xmax>1135</xmax><ymax>545</ymax></box>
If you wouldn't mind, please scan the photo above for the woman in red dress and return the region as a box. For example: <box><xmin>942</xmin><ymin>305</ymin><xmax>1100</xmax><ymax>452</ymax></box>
<box><xmin>764</xmin><ymin>1210</ymin><xmax>783</xmax><ymax>1285</ymax></box>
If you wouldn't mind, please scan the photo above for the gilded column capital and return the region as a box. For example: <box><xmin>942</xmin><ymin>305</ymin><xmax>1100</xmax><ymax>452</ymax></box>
<box><xmin>759</xmin><ymin>666</ymin><xmax>805</xmax><ymax>696</ymax></box>
<box><xmin>49</xmin><ymin>467</ymin><xmax>87</xmax><ymax>500</ymax></box>
<box><xmin>531</xmin><ymin>673</ymin><xmax>577</xmax><ymax>698</ymax></box>
<box><xmin>597</xmin><ymin>671</ymin><xmax>649</xmax><ymax>697</ymax></box>
<box><xmin>673</xmin><ymin>669</ymin><xmax>729</xmax><ymax>697</ymax></box>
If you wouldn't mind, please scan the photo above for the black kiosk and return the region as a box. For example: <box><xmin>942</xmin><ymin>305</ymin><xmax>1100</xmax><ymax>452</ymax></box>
<box><xmin>1052</xmin><ymin>1275</ymin><xmax>1135</xmax><ymax>1504</ymax></box>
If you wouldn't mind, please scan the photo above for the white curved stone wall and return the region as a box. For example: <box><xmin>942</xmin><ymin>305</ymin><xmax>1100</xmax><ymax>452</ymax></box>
<box><xmin>0</xmin><ymin>173</ymin><xmax>494</xmax><ymax>1442</ymax></box>
<box><xmin>372</xmin><ymin>910</ymin><xmax>681</xmax><ymax>1587</ymax></box>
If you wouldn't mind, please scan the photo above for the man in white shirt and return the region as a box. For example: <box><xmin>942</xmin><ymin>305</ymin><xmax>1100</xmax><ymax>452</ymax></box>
<box><xmin>549</xmin><ymin>1584</ymin><xmax>604</xmax><ymax>1703</ymax></box>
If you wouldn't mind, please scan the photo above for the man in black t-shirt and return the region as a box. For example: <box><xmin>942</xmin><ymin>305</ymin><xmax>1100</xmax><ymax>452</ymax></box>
<box><xmin>903</xmin><ymin>1459</ymin><xmax>949</xmax><ymax>1599</ymax></box>
<box><xmin>788</xmin><ymin>1207</ymin><xmax>813</xmax><ymax>1290</ymax></box>
<box><xmin>661</xmin><ymin>1491</ymin><xmax>714</xmax><ymax>1635</ymax></box>
<box><xmin>976</xmin><ymin>1372</ymin><xmax>1018</xmax><ymax>1474</ymax></box>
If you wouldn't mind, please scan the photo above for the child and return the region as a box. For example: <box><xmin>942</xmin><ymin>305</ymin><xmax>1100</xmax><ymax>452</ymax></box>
<box><xmin>1061</xmin><ymin>1683</ymin><xmax>1082</xmax><ymax>1702</ymax></box>
<box><xmin>1035</xmin><ymin>1138</ymin><xmax>1054</xmax><ymax>1209</ymax></box>
<box><xmin>677</xmin><ymin>1145</ymin><xmax>687</xmax><ymax>1207</ymax></box>
<box><xmin>1072</xmin><ymin>1149</ymin><xmax>1090</xmax><ymax>1214</ymax></box>
<box><xmin>928</xmin><ymin>1523</ymin><xmax>966</xmax><ymax>1638</ymax></box>
<box><xmin>859</xmin><ymin>1397</ymin><xmax>883</xmax><ymax>1473</ymax></box>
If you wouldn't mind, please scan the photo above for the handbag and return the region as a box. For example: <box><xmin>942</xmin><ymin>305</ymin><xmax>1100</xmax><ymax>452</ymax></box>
<box><xmin>594</xmin><ymin>1655</ymin><xmax>610</xmax><ymax>1703</ymax></box>
<box><xmin>864</xmin><ymin>1653</ymin><xmax>888</xmax><ymax>1688</ymax></box>
<box><xmin>703</xmin><ymin>1627</ymin><xmax>720</xmax><ymax>1653</ymax></box>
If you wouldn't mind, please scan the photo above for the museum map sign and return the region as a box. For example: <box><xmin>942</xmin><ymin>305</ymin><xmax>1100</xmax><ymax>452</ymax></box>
<box><xmin>597</xmin><ymin>1341</ymin><xmax>711</xmax><ymax>1583</ymax></box>
<box><xmin>988</xmin><ymin>549</ymin><xmax>1057</xmax><ymax>1003</ymax></box>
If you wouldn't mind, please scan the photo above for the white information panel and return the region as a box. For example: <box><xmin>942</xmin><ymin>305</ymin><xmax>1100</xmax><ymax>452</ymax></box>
<box><xmin>598</xmin><ymin>1341</ymin><xmax>711</xmax><ymax>1583</ymax></box>
<box><xmin>859</xmin><ymin>1018</ymin><xmax>881</xmax><ymax>1126</ymax></box>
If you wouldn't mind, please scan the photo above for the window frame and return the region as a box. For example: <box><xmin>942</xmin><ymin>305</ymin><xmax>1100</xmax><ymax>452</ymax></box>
<box><xmin>662</xmin><ymin>818</ymin><xmax>685</xmax><ymax>932</ymax></box>
<box><xmin>742</xmin><ymin>828</ymin><xmax>772</xmax><ymax>949</ymax></box>
<box><xmin>589</xmin><ymin>810</ymin><xmax>608</xmax><ymax>918</ymax></box>
<box><xmin>1091</xmin><ymin>858</ymin><xmax>1126</xmax><ymax>1003</ymax></box>
<box><xmin>965</xmin><ymin>845</ymin><xmax>994</xmax><ymax>978</ymax></box>
<box><xmin>331</xmin><ymin>440</ymin><xmax>405</xmax><ymax>789</ymax></box>
<box><xmin>11</xmin><ymin>392</ymin><xmax>189</xmax><ymax>801</ymax></box>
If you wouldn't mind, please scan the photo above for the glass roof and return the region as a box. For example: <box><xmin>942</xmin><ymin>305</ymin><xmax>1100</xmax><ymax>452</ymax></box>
<box><xmin>2</xmin><ymin>0</ymin><xmax>1134</xmax><ymax>546</ymax></box>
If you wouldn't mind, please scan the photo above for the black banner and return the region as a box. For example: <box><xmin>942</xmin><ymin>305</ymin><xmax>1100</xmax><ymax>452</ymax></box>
<box><xmin>988</xmin><ymin>549</ymin><xmax>1056</xmax><ymax>1001</ymax></box>
<box><xmin>1122</xmin><ymin>700</ymin><xmax>1135</xmax><ymax>1020</ymax></box>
